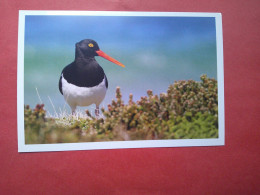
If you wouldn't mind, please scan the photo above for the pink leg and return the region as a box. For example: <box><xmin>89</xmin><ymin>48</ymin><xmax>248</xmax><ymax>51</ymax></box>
<box><xmin>70</xmin><ymin>105</ymin><xmax>76</xmax><ymax>115</ymax></box>
<box><xmin>95</xmin><ymin>105</ymin><xmax>99</xmax><ymax>117</ymax></box>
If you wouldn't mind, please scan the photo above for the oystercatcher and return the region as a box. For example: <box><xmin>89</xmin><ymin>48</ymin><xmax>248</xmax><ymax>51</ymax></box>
<box><xmin>59</xmin><ymin>39</ymin><xmax>125</xmax><ymax>116</ymax></box>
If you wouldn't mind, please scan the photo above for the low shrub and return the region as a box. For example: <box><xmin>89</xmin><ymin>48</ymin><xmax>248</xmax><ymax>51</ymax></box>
<box><xmin>24</xmin><ymin>75</ymin><xmax>218</xmax><ymax>144</ymax></box>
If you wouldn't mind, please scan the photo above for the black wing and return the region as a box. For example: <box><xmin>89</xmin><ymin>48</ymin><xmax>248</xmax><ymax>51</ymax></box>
<box><xmin>105</xmin><ymin>74</ymin><xmax>108</xmax><ymax>89</ymax></box>
<box><xmin>59</xmin><ymin>74</ymin><xmax>63</xmax><ymax>95</ymax></box>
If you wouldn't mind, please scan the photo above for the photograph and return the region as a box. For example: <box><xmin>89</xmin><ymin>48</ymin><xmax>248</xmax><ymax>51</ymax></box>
<box><xmin>17</xmin><ymin>11</ymin><xmax>224</xmax><ymax>152</ymax></box>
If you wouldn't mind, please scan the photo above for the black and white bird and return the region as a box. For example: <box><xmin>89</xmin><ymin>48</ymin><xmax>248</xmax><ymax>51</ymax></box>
<box><xmin>59</xmin><ymin>39</ymin><xmax>125</xmax><ymax>116</ymax></box>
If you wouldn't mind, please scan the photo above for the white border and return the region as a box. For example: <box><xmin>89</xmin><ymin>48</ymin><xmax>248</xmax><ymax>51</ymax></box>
<box><xmin>17</xmin><ymin>11</ymin><xmax>224</xmax><ymax>152</ymax></box>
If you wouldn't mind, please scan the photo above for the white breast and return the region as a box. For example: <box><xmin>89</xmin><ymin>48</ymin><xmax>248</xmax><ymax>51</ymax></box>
<box><xmin>61</xmin><ymin>74</ymin><xmax>107</xmax><ymax>110</ymax></box>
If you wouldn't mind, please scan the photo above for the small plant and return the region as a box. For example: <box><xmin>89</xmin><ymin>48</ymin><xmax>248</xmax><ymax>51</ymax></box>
<box><xmin>25</xmin><ymin>104</ymin><xmax>89</xmax><ymax>144</ymax></box>
<box><xmin>25</xmin><ymin>75</ymin><xmax>218</xmax><ymax>144</ymax></box>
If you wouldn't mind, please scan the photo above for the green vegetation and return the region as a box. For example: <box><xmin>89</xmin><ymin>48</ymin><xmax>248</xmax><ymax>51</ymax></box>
<box><xmin>24</xmin><ymin>75</ymin><xmax>218</xmax><ymax>144</ymax></box>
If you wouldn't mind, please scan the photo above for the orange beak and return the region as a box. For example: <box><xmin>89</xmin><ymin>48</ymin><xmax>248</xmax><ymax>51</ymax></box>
<box><xmin>96</xmin><ymin>50</ymin><xmax>125</xmax><ymax>68</ymax></box>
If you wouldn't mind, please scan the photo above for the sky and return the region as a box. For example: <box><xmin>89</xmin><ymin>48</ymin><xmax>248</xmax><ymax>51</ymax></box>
<box><xmin>24</xmin><ymin>15</ymin><xmax>217</xmax><ymax>115</ymax></box>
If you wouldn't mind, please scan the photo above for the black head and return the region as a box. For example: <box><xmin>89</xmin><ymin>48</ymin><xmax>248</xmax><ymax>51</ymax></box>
<box><xmin>74</xmin><ymin>39</ymin><xmax>125</xmax><ymax>67</ymax></box>
<box><xmin>75</xmin><ymin>39</ymin><xmax>100</xmax><ymax>58</ymax></box>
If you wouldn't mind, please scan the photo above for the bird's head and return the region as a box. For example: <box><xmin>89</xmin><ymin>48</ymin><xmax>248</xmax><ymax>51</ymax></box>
<box><xmin>75</xmin><ymin>39</ymin><xmax>125</xmax><ymax>67</ymax></box>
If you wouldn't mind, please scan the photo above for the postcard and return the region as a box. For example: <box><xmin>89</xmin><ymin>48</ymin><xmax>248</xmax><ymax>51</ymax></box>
<box><xmin>17</xmin><ymin>11</ymin><xmax>224</xmax><ymax>152</ymax></box>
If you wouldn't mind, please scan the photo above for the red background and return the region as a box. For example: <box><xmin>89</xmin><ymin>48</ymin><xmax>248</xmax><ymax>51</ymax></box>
<box><xmin>0</xmin><ymin>0</ymin><xmax>259</xmax><ymax>194</ymax></box>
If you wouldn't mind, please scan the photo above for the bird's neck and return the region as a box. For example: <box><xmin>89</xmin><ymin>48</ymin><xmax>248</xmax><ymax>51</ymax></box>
<box><xmin>75</xmin><ymin>56</ymin><xmax>95</xmax><ymax>63</ymax></box>
<box><xmin>75</xmin><ymin>50</ymin><xmax>95</xmax><ymax>63</ymax></box>
<box><xmin>74</xmin><ymin>53</ymin><xmax>97</xmax><ymax>70</ymax></box>
<box><xmin>74</xmin><ymin>58</ymin><xmax>96</xmax><ymax>71</ymax></box>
